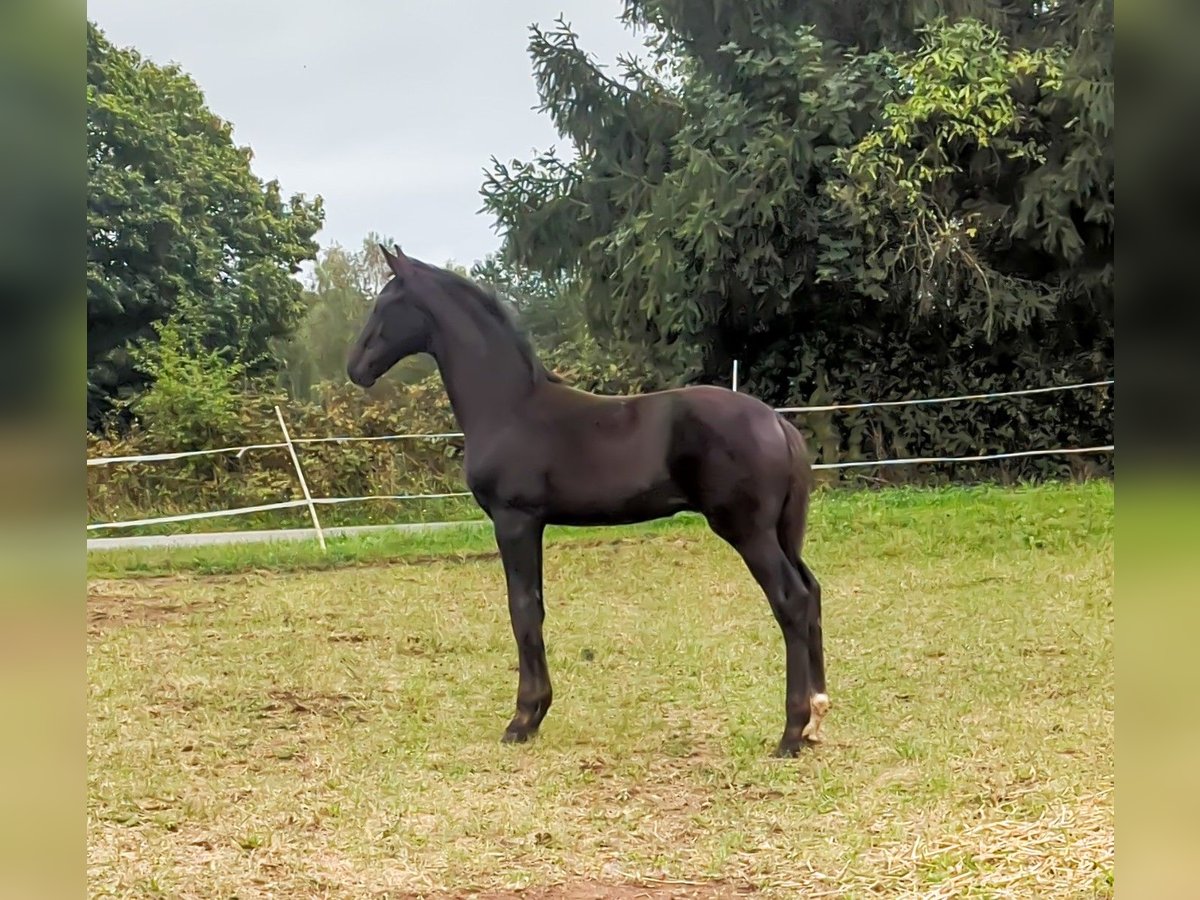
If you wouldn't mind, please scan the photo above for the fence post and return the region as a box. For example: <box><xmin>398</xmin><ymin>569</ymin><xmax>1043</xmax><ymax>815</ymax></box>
<box><xmin>732</xmin><ymin>359</ymin><xmax>740</xmax><ymax>392</ymax></box>
<box><xmin>274</xmin><ymin>405</ymin><xmax>326</xmax><ymax>551</ymax></box>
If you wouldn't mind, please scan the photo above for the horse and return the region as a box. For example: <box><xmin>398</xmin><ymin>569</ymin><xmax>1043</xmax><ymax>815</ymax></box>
<box><xmin>347</xmin><ymin>245</ymin><xmax>828</xmax><ymax>756</ymax></box>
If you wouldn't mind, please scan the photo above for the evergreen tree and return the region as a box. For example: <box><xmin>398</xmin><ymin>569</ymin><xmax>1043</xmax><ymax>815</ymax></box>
<box><xmin>482</xmin><ymin>0</ymin><xmax>1112</xmax><ymax>476</ymax></box>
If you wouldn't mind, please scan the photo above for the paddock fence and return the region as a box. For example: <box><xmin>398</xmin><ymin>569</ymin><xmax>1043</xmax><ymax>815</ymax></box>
<box><xmin>85</xmin><ymin>378</ymin><xmax>1114</xmax><ymax>548</ymax></box>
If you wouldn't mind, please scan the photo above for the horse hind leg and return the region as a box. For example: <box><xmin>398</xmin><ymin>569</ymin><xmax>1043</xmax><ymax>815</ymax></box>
<box><xmin>719</xmin><ymin>523</ymin><xmax>817</xmax><ymax>757</ymax></box>
<box><xmin>786</xmin><ymin>558</ymin><xmax>829</xmax><ymax>742</ymax></box>
<box><xmin>774</xmin><ymin>453</ymin><xmax>829</xmax><ymax>742</ymax></box>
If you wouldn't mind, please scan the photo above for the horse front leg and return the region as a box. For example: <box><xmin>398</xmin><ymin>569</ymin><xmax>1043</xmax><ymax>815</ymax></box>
<box><xmin>493</xmin><ymin>509</ymin><xmax>551</xmax><ymax>743</ymax></box>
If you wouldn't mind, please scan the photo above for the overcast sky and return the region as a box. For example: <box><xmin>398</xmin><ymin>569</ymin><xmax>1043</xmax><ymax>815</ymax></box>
<box><xmin>86</xmin><ymin>1</ymin><xmax>646</xmax><ymax>267</ymax></box>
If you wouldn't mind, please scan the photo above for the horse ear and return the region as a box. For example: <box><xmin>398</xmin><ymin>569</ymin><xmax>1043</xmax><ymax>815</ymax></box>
<box><xmin>380</xmin><ymin>243</ymin><xmax>414</xmax><ymax>281</ymax></box>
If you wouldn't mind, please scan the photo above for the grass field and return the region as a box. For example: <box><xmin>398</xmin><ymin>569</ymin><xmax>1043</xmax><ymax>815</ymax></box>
<box><xmin>87</xmin><ymin>482</ymin><xmax>1113</xmax><ymax>898</ymax></box>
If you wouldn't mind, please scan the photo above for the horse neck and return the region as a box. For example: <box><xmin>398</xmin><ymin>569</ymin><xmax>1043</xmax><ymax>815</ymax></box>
<box><xmin>424</xmin><ymin>298</ymin><xmax>536</xmax><ymax>439</ymax></box>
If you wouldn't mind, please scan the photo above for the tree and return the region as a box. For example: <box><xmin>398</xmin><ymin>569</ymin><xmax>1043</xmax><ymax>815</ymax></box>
<box><xmin>481</xmin><ymin>0</ymin><xmax>1112</xmax><ymax>478</ymax></box>
<box><xmin>484</xmin><ymin>1</ymin><xmax>1111</xmax><ymax>381</ymax></box>
<box><xmin>87</xmin><ymin>22</ymin><xmax>324</xmax><ymax>429</ymax></box>
<box><xmin>470</xmin><ymin>252</ymin><xmax>572</xmax><ymax>340</ymax></box>
<box><xmin>276</xmin><ymin>234</ymin><xmax>448</xmax><ymax>399</ymax></box>
<box><xmin>831</xmin><ymin>11</ymin><xmax>1113</xmax><ymax>336</ymax></box>
<box><xmin>471</xmin><ymin>251</ymin><xmax>664</xmax><ymax>392</ymax></box>
<box><xmin>126</xmin><ymin>308</ymin><xmax>252</xmax><ymax>451</ymax></box>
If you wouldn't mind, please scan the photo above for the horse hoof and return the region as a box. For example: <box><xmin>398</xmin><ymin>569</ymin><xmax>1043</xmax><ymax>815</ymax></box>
<box><xmin>501</xmin><ymin>727</ymin><xmax>535</xmax><ymax>744</ymax></box>
<box><xmin>773</xmin><ymin>738</ymin><xmax>813</xmax><ymax>758</ymax></box>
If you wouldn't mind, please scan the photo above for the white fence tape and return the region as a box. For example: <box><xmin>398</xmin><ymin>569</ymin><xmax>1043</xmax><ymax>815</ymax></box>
<box><xmin>85</xmin><ymin>432</ymin><xmax>469</xmax><ymax>467</ymax></box>
<box><xmin>86</xmin><ymin>442</ymin><xmax>288</xmax><ymax>466</ymax></box>
<box><xmin>85</xmin><ymin>378</ymin><xmax>1113</xmax><ymax>534</ymax></box>
<box><xmin>85</xmin><ymin>379</ymin><xmax>1111</xmax><ymax>467</ymax></box>
<box><xmin>775</xmin><ymin>379</ymin><xmax>1113</xmax><ymax>414</ymax></box>
<box><xmin>85</xmin><ymin>446</ymin><xmax>1113</xmax><ymax>532</ymax></box>
<box><xmin>86</xmin><ymin>499</ymin><xmax>313</xmax><ymax>531</ymax></box>
<box><xmin>294</xmin><ymin>432</ymin><xmax>467</xmax><ymax>445</ymax></box>
<box><xmin>811</xmin><ymin>444</ymin><xmax>1113</xmax><ymax>470</ymax></box>
<box><xmin>85</xmin><ymin>493</ymin><xmax>478</xmax><ymax>532</ymax></box>
<box><xmin>313</xmin><ymin>492</ymin><xmax>474</xmax><ymax>504</ymax></box>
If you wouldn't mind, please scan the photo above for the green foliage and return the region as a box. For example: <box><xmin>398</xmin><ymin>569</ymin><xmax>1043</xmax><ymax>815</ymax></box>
<box><xmin>482</xmin><ymin>0</ymin><xmax>1113</xmax><ymax>478</ymax></box>
<box><xmin>831</xmin><ymin>17</ymin><xmax>1097</xmax><ymax>334</ymax></box>
<box><xmin>471</xmin><ymin>252</ymin><xmax>572</xmax><ymax>341</ymax></box>
<box><xmin>470</xmin><ymin>251</ymin><xmax>664</xmax><ymax>392</ymax></box>
<box><xmin>87</xmin><ymin>21</ymin><xmax>324</xmax><ymax>429</ymax></box>
<box><xmin>127</xmin><ymin>313</ymin><xmax>254</xmax><ymax>450</ymax></box>
<box><xmin>87</xmin><ymin>373</ymin><xmax>468</xmax><ymax>535</ymax></box>
<box><xmin>845</xmin><ymin>21</ymin><xmax>1066</xmax><ymax>204</ymax></box>
<box><xmin>273</xmin><ymin>233</ymin><xmax>435</xmax><ymax>399</ymax></box>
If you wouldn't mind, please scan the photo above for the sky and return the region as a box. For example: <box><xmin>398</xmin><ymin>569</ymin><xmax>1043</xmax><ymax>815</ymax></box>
<box><xmin>86</xmin><ymin>1</ymin><xmax>647</xmax><ymax>267</ymax></box>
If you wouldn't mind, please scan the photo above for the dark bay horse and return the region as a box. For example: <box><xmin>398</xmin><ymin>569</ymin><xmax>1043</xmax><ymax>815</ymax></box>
<box><xmin>347</xmin><ymin>245</ymin><xmax>828</xmax><ymax>756</ymax></box>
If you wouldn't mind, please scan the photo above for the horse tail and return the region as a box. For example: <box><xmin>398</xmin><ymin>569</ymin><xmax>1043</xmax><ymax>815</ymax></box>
<box><xmin>776</xmin><ymin>414</ymin><xmax>813</xmax><ymax>565</ymax></box>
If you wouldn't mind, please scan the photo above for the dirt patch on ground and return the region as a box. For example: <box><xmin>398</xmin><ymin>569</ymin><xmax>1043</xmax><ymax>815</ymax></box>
<box><xmin>436</xmin><ymin>883</ymin><xmax>754</xmax><ymax>900</ymax></box>
<box><xmin>258</xmin><ymin>689</ymin><xmax>360</xmax><ymax>719</ymax></box>
<box><xmin>87</xmin><ymin>581</ymin><xmax>202</xmax><ymax>634</ymax></box>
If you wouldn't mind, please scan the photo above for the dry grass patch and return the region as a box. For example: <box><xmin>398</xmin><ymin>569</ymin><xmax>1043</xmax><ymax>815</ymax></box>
<box><xmin>88</xmin><ymin>484</ymin><xmax>1113</xmax><ymax>897</ymax></box>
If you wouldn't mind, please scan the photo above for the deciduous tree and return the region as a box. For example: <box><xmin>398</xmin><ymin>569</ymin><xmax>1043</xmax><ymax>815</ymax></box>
<box><xmin>87</xmin><ymin>22</ymin><xmax>324</xmax><ymax>428</ymax></box>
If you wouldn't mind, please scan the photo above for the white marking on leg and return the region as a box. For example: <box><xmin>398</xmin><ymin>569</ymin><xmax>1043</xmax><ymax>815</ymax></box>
<box><xmin>802</xmin><ymin>692</ymin><xmax>831</xmax><ymax>741</ymax></box>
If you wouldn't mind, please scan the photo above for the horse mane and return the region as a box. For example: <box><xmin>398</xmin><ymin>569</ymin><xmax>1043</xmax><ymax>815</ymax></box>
<box><xmin>417</xmin><ymin>261</ymin><xmax>564</xmax><ymax>385</ymax></box>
